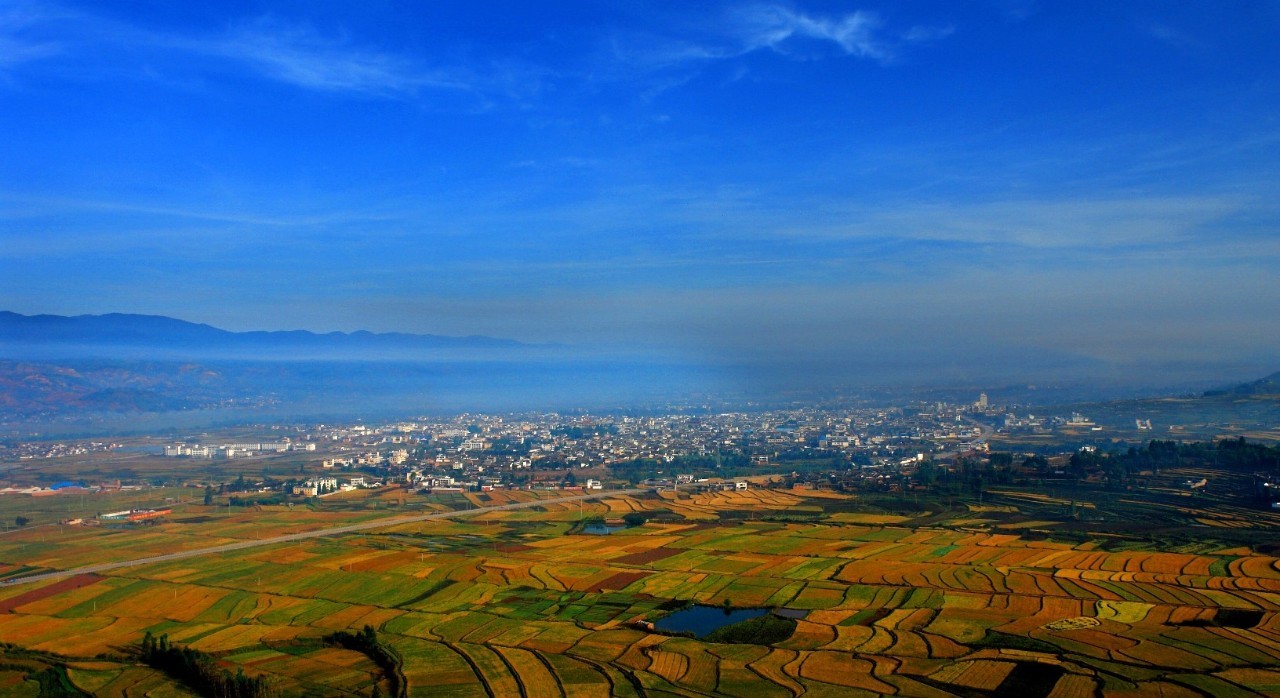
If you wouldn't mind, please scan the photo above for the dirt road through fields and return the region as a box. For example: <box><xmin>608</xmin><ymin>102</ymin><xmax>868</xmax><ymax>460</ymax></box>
<box><xmin>1</xmin><ymin>488</ymin><xmax>648</xmax><ymax>587</ymax></box>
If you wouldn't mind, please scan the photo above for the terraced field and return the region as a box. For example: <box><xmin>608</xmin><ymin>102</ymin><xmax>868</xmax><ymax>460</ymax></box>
<box><xmin>1</xmin><ymin>486</ymin><xmax>1278</xmax><ymax>696</ymax></box>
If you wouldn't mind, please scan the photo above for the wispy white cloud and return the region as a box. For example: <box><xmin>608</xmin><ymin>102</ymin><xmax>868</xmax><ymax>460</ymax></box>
<box><xmin>192</xmin><ymin>20</ymin><xmax>470</xmax><ymax>96</ymax></box>
<box><xmin>604</xmin><ymin>33</ymin><xmax>730</xmax><ymax>73</ymax></box>
<box><xmin>902</xmin><ymin>25</ymin><xmax>955</xmax><ymax>43</ymax></box>
<box><xmin>4</xmin><ymin>3</ymin><xmax>943</xmax><ymax>101</ymax></box>
<box><xmin>0</xmin><ymin>2</ymin><xmax>67</xmax><ymax>73</ymax></box>
<box><xmin>733</xmin><ymin>4</ymin><xmax>891</xmax><ymax>60</ymax></box>
<box><xmin>851</xmin><ymin>195</ymin><xmax>1246</xmax><ymax>249</ymax></box>
<box><xmin>993</xmin><ymin>0</ymin><xmax>1037</xmax><ymax>22</ymax></box>
<box><xmin>191</xmin><ymin>25</ymin><xmax>554</xmax><ymax>106</ymax></box>
<box><xmin>515</xmin><ymin>171</ymin><xmax>1250</xmax><ymax>253</ymax></box>
<box><xmin>0</xmin><ymin>191</ymin><xmax>397</xmax><ymax>229</ymax></box>
<box><xmin>1143</xmin><ymin>22</ymin><xmax>1203</xmax><ymax>51</ymax></box>
<box><xmin>0</xmin><ymin>6</ymin><xmax>545</xmax><ymax>101</ymax></box>
<box><xmin>0</xmin><ymin>33</ymin><xmax>60</xmax><ymax>71</ymax></box>
<box><xmin>611</xmin><ymin>4</ymin><xmax>952</xmax><ymax>80</ymax></box>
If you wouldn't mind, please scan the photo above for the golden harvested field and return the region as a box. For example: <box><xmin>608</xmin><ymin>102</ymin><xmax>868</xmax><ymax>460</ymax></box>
<box><xmin>0</xmin><ymin>486</ymin><xmax>1277</xmax><ymax>696</ymax></box>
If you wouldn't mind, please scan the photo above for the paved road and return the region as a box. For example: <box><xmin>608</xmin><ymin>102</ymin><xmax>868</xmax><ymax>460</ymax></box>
<box><xmin>934</xmin><ymin>415</ymin><xmax>995</xmax><ymax>460</ymax></box>
<box><xmin>964</xmin><ymin>415</ymin><xmax>995</xmax><ymax>445</ymax></box>
<box><xmin>1</xmin><ymin>488</ymin><xmax>649</xmax><ymax>587</ymax></box>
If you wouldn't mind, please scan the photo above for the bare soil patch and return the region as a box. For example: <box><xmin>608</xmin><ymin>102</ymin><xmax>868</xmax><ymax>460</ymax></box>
<box><xmin>614</xmin><ymin>547</ymin><xmax>683</xmax><ymax>565</ymax></box>
<box><xmin>0</xmin><ymin>573</ymin><xmax>106</xmax><ymax>613</ymax></box>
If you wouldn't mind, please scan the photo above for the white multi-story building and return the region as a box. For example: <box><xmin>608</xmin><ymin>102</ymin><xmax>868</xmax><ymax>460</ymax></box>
<box><xmin>164</xmin><ymin>444</ymin><xmax>214</xmax><ymax>458</ymax></box>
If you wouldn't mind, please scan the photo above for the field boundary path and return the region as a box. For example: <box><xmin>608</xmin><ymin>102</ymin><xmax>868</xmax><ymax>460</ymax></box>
<box><xmin>1</xmin><ymin>488</ymin><xmax>649</xmax><ymax>587</ymax></box>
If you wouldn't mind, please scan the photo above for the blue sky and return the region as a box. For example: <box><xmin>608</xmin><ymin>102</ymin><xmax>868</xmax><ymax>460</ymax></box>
<box><xmin>2</xmin><ymin>1</ymin><xmax>1279</xmax><ymax>385</ymax></box>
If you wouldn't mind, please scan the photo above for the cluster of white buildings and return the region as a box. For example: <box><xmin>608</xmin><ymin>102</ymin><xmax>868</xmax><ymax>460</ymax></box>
<box><xmin>322</xmin><ymin>450</ymin><xmax>384</xmax><ymax>468</ymax></box>
<box><xmin>164</xmin><ymin>441</ymin><xmax>316</xmax><ymax>458</ymax></box>
<box><xmin>292</xmin><ymin>476</ymin><xmax>369</xmax><ymax>496</ymax></box>
<box><xmin>404</xmin><ymin>472</ymin><xmax>464</xmax><ymax>490</ymax></box>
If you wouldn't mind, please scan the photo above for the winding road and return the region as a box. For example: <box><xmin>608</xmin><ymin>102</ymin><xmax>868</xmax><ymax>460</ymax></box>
<box><xmin>1</xmin><ymin>488</ymin><xmax>649</xmax><ymax>587</ymax></box>
<box><xmin>934</xmin><ymin>415</ymin><xmax>995</xmax><ymax>460</ymax></box>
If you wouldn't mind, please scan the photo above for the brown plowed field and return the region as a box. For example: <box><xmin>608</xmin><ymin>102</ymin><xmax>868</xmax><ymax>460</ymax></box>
<box><xmin>589</xmin><ymin>571</ymin><xmax>652</xmax><ymax>593</ymax></box>
<box><xmin>0</xmin><ymin>574</ymin><xmax>105</xmax><ymax>613</ymax></box>
<box><xmin>613</xmin><ymin>547</ymin><xmax>684</xmax><ymax>565</ymax></box>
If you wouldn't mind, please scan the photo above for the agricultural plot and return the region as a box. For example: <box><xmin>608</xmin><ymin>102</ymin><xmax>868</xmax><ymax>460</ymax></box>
<box><xmin>0</xmin><ymin>486</ymin><xmax>204</xmax><ymax>530</ymax></box>
<box><xmin>0</xmin><ymin>485</ymin><xmax>1278</xmax><ymax>696</ymax></box>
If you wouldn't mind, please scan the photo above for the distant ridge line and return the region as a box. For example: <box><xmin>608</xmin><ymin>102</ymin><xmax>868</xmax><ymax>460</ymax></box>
<box><xmin>0</xmin><ymin>310</ymin><xmax>530</xmax><ymax>350</ymax></box>
<box><xmin>1203</xmin><ymin>371</ymin><xmax>1280</xmax><ymax>398</ymax></box>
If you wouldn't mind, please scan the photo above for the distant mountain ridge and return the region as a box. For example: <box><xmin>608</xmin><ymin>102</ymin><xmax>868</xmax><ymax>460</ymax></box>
<box><xmin>0</xmin><ymin>311</ymin><xmax>526</xmax><ymax>356</ymax></box>
<box><xmin>1204</xmin><ymin>371</ymin><xmax>1280</xmax><ymax>398</ymax></box>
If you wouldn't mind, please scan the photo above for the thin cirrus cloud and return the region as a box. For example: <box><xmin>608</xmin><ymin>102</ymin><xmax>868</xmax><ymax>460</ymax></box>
<box><xmin>4</xmin><ymin>3</ymin><xmax>948</xmax><ymax>100</ymax></box>
<box><xmin>613</xmin><ymin>4</ymin><xmax>949</xmax><ymax>73</ymax></box>
<box><xmin>193</xmin><ymin>22</ymin><xmax>471</xmax><ymax>97</ymax></box>
<box><xmin>0</xmin><ymin>3</ymin><xmax>66</xmax><ymax>72</ymax></box>
<box><xmin>186</xmin><ymin>20</ymin><xmax>557</xmax><ymax>103</ymax></box>
<box><xmin>0</xmin><ymin>34</ymin><xmax>60</xmax><ymax>72</ymax></box>
<box><xmin>1142</xmin><ymin>22</ymin><xmax>1202</xmax><ymax>51</ymax></box>
<box><xmin>0</xmin><ymin>6</ymin><xmax>523</xmax><ymax>100</ymax></box>
<box><xmin>728</xmin><ymin>3</ymin><xmax>953</xmax><ymax>61</ymax></box>
<box><xmin>732</xmin><ymin>4</ymin><xmax>892</xmax><ymax>60</ymax></box>
<box><xmin>843</xmin><ymin>195</ymin><xmax>1247</xmax><ymax>250</ymax></box>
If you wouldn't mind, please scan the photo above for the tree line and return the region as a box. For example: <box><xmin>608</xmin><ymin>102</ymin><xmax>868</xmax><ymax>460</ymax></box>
<box><xmin>324</xmin><ymin>625</ymin><xmax>406</xmax><ymax>698</ymax></box>
<box><xmin>140</xmin><ymin>632</ymin><xmax>274</xmax><ymax>698</ymax></box>
<box><xmin>919</xmin><ymin>438</ymin><xmax>1280</xmax><ymax>495</ymax></box>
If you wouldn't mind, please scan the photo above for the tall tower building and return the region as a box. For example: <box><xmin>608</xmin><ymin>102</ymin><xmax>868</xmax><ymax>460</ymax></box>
<box><xmin>976</xmin><ymin>392</ymin><xmax>988</xmax><ymax>410</ymax></box>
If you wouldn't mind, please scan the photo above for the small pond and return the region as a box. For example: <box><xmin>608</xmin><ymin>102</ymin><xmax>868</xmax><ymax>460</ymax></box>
<box><xmin>581</xmin><ymin>524</ymin><xmax>625</xmax><ymax>535</ymax></box>
<box><xmin>653</xmin><ymin>606</ymin><xmax>770</xmax><ymax>636</ymax></box>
